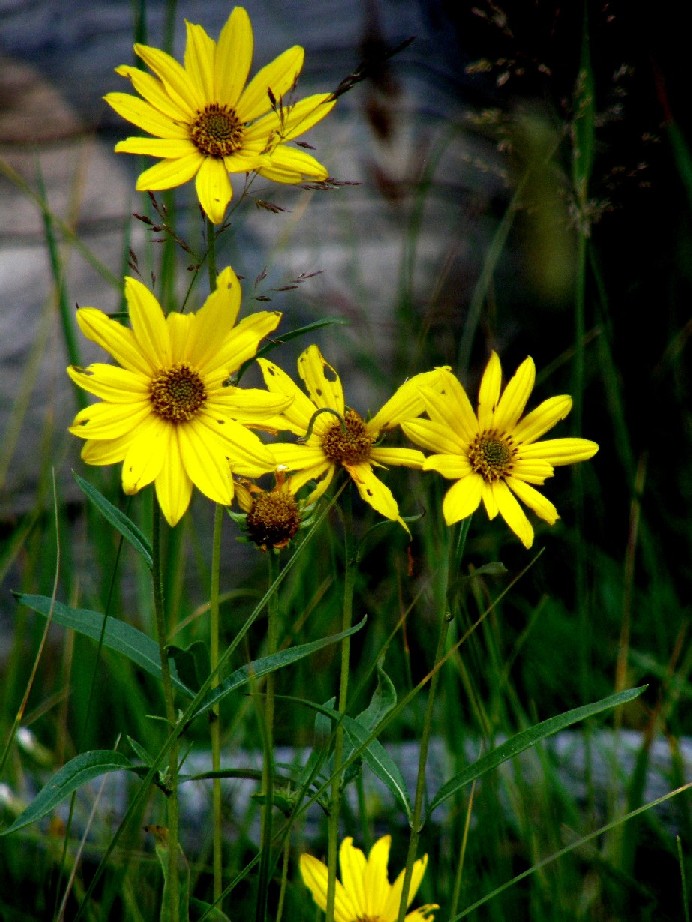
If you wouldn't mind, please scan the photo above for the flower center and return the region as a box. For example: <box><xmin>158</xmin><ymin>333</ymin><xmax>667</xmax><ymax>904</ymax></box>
<box><xmin>246</xmin><ymin>491</ymin><xmax>301</xmax><ymax>550</ymax></box>
<box><xmin>321</xmin><ymin>410</ymin><xmax>373</xmax><ymax>466</ymax></box>
<box><xmin>467</xmin><ymin>429</ymin><xmax>516</xmax><ymax>482</ymax></box>
<box><xmin>190</xmin><ymin>104</ymin><xmax>244</xmax><ymax>158</ymax></box>
<box><xmin>149</xmin><ymin>363</ymin><xmax>207</xmax><ymax>423</ymax></box>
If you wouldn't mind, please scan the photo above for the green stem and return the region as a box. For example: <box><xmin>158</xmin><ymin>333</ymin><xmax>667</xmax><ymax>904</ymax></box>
<box><xmin>325</xmin><ymin>489</ymin><xmax>357</xmax><ymax>922</ymax></box>
<box><xmin>396</xmin><ymin>516</ymin><xmax>471</xmax><ymax>922</ymax></box>
<box><xmin>207</xmin><ymin>217</ymin><xmax>218</xmax><ymax>289</ymax></box>
<box><xmin>153</xmin><ymin>502</ymin><xmax>180</xmax><ymax>922</ymax></box>
<box><xmin>210</xmin><ymin>503</ymin><xmax>224</xmax><ymax>904</ymax></box>
<box><xmin>256</xmin><ymin>551</ymin><xmax>280</xmax><ymax>922</ymax></box>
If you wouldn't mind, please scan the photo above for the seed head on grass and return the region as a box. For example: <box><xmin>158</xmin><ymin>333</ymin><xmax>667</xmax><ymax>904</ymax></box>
<box><xmin>67</xmin><ymin>267</ymin><xmax>288</xmax><ymax>527</ymax></box>
<box><xmin>257</xmin><ymin>345</ymin><xmax>442</xmax><ymax>529</ymax></box>
<box><xmin>300</xmin><ymin>835</ymin><xmax>438</xmax><ymax>922</ymax></box>
<box><xmin>105</xmin><ymin>6</ymin><xmax>337</xmax><ymax>224</ymax></box>
<box><xmin>402</xmin><ymin>352</ymin><xmax>599</xmax><ymax>547</ymax></box>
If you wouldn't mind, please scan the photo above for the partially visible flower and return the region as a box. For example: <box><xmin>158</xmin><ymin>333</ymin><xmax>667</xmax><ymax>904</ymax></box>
<box><xmin>232</xmin><ymin>466</ymin><xmax>310</xmax><ymax>551</ymax></box>
<box><xmin>67</xmin><ymin>267</ymin><xmax>288</xmax><ymax>526</ymax></box>
<box><xmin>105</xmin><ymin>6</ymin><xmax>336</xmax><ymax>223</ymax></box>
<box><xmin>402</xmin><ymin>352</ymin><xmax>599</xmax><ymax>548</ymax></box>
<box><xmin>257</xmin><ymin>345</ymin><xmax>442</xmax><ymax>529</ymax></box>
<box><xmin>300</xmin><ymin>835</ymin><xmax>438</xmax><ymax>922</ymax></box>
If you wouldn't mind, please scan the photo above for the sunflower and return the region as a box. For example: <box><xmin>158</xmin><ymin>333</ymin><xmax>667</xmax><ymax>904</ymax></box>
<box><xmin>402</xmin><ymin>352</ymin><xmax>599</xmax><ymax>548</ymax></box>
<box><xmin>232</xmin><ymin>467</ymin><xmax>308</xmax><ymax>551</ymax></box>
<box><xmin>257</xmin><ymin>345</ymin><xmax>440</xmax><ymax>528</ymax></box>
<box><xmin>67</xmin><ymin>267</ymin><xmax>288</xmax><ymax>526</ymax></box>
<box><xmin>104</xmin><ymin>6</ymin><xmax>336</xmax><ymax>224</ymax></box>
<box><xmin>300</xmin><ymin>835</ymin><xmax>438</xmax><ymax>922</ymax></box>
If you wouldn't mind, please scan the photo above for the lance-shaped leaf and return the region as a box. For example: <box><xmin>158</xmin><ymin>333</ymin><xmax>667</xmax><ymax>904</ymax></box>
<box><xmin>0</xmin><ymin>750</ymin><xmax>135</xmax><ymax>836</ymax></box>
<box><xmin>74</xmin><ymin>473</ymin><xmax>153</xmax><ymax>570</ymax></box>
<box><xmin>188</xmin><ymin>617</ymin><xmax>367</xmax><ymax>724</ymax></box>
<box><xmin>427</xmin><ymin>686</ymin><xmax>646</xmax><ymax>819</ymax></box>
<box><xmin>343</xmin><ymin>715</ymin><xmax>412</xmax><ymax>821</ymax></box>
<box><xmin>16</xmin><ymin>593</ymin><xmax>193</xmax><ymax>698</ymax></box>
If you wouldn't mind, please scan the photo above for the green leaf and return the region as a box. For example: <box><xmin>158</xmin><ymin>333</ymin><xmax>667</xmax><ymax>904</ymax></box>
<box><xmin>145</xmin><ymin>824</ymin><xmax>190</xmax><ymax>922</ymax></box>
<box><xmin>0</xmin><ymin>750</ymin><xmax>134</xmax><ymax>836</ymax></box>
<box><xmin>16</xmin><ymin>594</ymin><xmax>193</xmax><ymax>699</ymax></box>
<box><xmin>356</xmin><ymin>659</ymin><xmax>397</xmax><ymax>732</ymax></box>
<box><xmin>167</xmin><ymin>640</ymin><xmax>210</xmax><ymax>693</ymax></box>
<box><xmin>427</xmin><ymin>686</ymin><xmax>646</xmax><ymax>819</ymax></box>
<box><xmin>343</xmin><ymin>715</ymin><xmax>412</xmax><ymax>821</ymax></box>
<box><xmin>188</xmin><ymin>617</ymin><xmax>367</xmax><ymax>724</ymax></box>
<box><xmin>74</xmin><ymin>473</ymin><xmax>153</xmax><ymax>570</ymax></box>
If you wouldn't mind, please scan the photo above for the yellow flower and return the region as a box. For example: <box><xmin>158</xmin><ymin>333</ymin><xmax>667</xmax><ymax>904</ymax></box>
<box><xmin>402</xmin><ymin>352</ymin><xmax>599</xmax><ymax>548</ymax></box>
<box><xmin>105</xmin><ymin>6</ymin><xmax>336</xmax><ymax>224</ymax></box>
<box><xmin>67</xmin><ymin>267</ymin><xmax>288</xmax><ymax>527</ymax></box>
<box><xmin>257</xmin><ymin>345</ymin><xmax>439</xmax><ymax>529</ymax></box>
<box><xmin>300</xmin><ymin>835</ymin><xmax>438</xmax><ymax>922</ymax></box>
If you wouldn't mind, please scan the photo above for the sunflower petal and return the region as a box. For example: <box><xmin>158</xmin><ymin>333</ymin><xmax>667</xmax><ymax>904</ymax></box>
<box><xmin>195</xmin><ymin>155</ymin><xmax>233</xmax><ymax>224</ymax></box>
<box><xmin>521</xmin><ymin>437</ymin><xmax>599</xmax><ymax>465</ymax></box>
<box><xmin>184</xmin><ymin>20</ymin><xmax>214</xmax><ymax>101</ymax></box>
<box><xmin>442</xmin><ymin>475</ymin><xmax>483</xmax><ymax>525</ymax></box>
<box><xmin>178</xmin><ymin>420</ymin><xmax>234</xmax><ymax>506</ymax></box>
<box><xmin>385</xmin><ymin>854</ymin><xmax>428</xmax><ymax>917</ymax></box>
<box><xmin>155</xmin><ymin>440</ymin><xmax>194</xmax><ymax>527</ymax></box>
<box><xmin>256</xmin><ymin>144</ymin><xmax>328</xmax><ymax>183</ymax></box>
<box><xmin>69</xmin><ymin>401</ymin><xmax>150</xmax><ymax>441</ymax></box>
<box><xmin>113</xmin><ymin>65</ymin><xmax>184</xmax><ymax>122</ymax></box>
<box><xmin>258</xmin><ymin>359</ymin><xmax>319</xmax><ymax>434</ymax></box>
<box><xmin>477</xmin><ymin>351</ymin><xmax>502</xmax><ymax>428</ymax></box>
<box><xmin>299</xmin><ymin>853</ymin><xmax>356</xmax><ymax>922</ymax></box>
<box><xmin>339</xmin><ymin>838</ymin><xmax>367</xmax><ymax>917</ymax></box>
<box><xmin>346</xmin><ymin>463</ymin><xmax>402</xmax><ymax>525</ymax></box>
<box><xmin>363</xmin><ymin>835</ymin><xmax>392</xmax><ymax>915</ymax></box>
<box><xmin>512</xmin><ymin>394</ymin><xmax>572</xmax><ymax>443</ymax></box>
<box><xmin>74</xmin><ymin>308</ymin><xmax>150</xmax><ymax>376</ymax></box>
<box><xmin>493</xmin><ymin>356</ymin><xmax>535</xmax><ymax>430</ymax></box>
<box><xmin>368</xmin><ymin>368</ymin><xmax>447</xmax><ymax>433</ymax></box>
<box><xmin>421</xmin><ymin>369</ymin><xmax>478</xmax><ymax>445</ymax></box>
<box><xmin>67</xmin><ymin>364</ymin><xmax>148</xmax><ymax>403</ymax></box>
<box><xmin>237</xmin><ymin>45</ymin><xmax>305</xmax><ymax>122</ymax></box>
<box><xmin>121</xmin><ymin>417</ymin><xmax>168</xmax><ymax>495</ymax></box>
<box><xmin>493</xmin><ymin>479</ymin><xmax>534</xmax><ymax>548</ymax></box>
<box><xmin>211</xmin><ymin>310</ymin><xmax>282</xmax><ymax>376</ymax></box>
<box><xmin>135</xmin><ymin>153</ymin><xmax>203</xmax><ymax>190</ymax></box>
<box><xmin>215</xmin><ymin>6</ymin><xmax>253</xmax><ymax>105</ymax></box>
<box><xmin>298</xmin><ymin>345</ymin><xmax>344</xmax><ymax>413</ymax></box>
<box><xmin>507</xmin><ymin>477</ymin><xmax>559</xmax><ymax>525</ymax></box>
<box><xmin>370</xmin><ymin>446</ymin><xmax>426</xmax><ymax>468</ymax></box>
<box><xmin>105</xmin><ymin>93</ymin><xmax>188</xmax><ymax>139</ymax></box>
<box><xmin>403</xmin><ymin>418</ymin><xmax>466</xmax><ymax>456</ymax></box>
<box><xmin>134</xmin><ymin>42</ymin><xmax>203</xmax><ymax>115</ymax></box>
<box><xmin>245</xmin><ymin>93</ymin><xmax>336</xmax><ymax>144</ymax></box>
<box><xmin>422</xmin><ymin>453</ymin><xmax>471</xmax><ymax>479</ymax></box>
<box><xmin>125</xmin><ymin>277</ymin><xmax>172</xmax><ymax>368</ymax></box>
<box><xmin>116</xmin><ymin>137</ymin><xmax>197</xmax><ymax>158</ymax></box>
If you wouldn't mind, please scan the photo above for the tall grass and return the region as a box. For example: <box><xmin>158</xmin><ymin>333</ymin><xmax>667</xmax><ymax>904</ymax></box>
<box><xmin>0</xmin><ymin>3</ymin><xmax>690</xmax><ymax>922</ymax></box>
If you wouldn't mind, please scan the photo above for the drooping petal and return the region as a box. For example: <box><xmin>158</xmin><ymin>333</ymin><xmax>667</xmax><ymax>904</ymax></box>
<box><xmin>477</xmin><ymin>351</ymin><xmax>502</xmax><ymax>428</ymax></box>
<box><xmin>104</xmin><ymin>93</ymin><xmax>188</xmax><ymax>139</ymax></box>
<box><xmin>178</xmin><ymin>419</ymin><xmax>234</xmax><ymax>506</ymax></box>
<box><xmin>421</xmin><ymin>369</ymin><xmax>478</xmax><ymax>445</ymax></box>
<box><xmin>195</xmin><ymin>155</ymin><xmax>233</xmax><ymax>224</ymax></box>
<box><xmin>441</xmin><ymin>475</ymin><xmax>483</xmax><ymax>525</ymax></box>
<box><xmin>155</xmin><ymin>436</ymin><xmax>194</xmax><ymax>527</ymax></box>
<box><xmin>346</xmin><ymin>463</ymin><xmax>402</xmax><ymax>525</ymax></box>
<box><xmin>493</xmin><ymin>479</ymin><xmax>534</xmax><ymax>548</ymax></box>
<box><xmin>507</xmin><ymin>477</ymin><xmax>559</xmax><ymax>525</ymax></box>
<box><xmin>493</xmin><ymin>356</ymin><xmax>535</xmax><ymax>431</ymax></box>
<box><xmin>258</xmin><ymin>359</ymin><xmax>319</xmax><ymax>434</ymax></box>
<box><xmin>134</xmin><ymin>42</ymin><xmax>203</xmax><ymax>116</ymax></box>
<box><xmin>367</xmin><ymin>368</ymin><xmax>447</xmax><ymax>433</ymax></box>
<box><xmin>520</xmin><ymin>437</ymin><xmax>599</xmax><ymax>465</ymax></box>
<box><xmin>125</xmin><ymin>276</ymin><xmax>172</xmax><ymax>368</ymax></box>
<box><xmin>255</xmin><ymin>144</ymin><xmax>328</xmax><ymax>183</ymax></box>
<box><xmin>512</xmin><ymin>394</ymin><xmax>572</xmax><ymax>443</ymax></box>
<box><xmin>237</xmin><ymin>45</ymin><xmax>305</xmax><ymax>123</ymax></box>
<box><xmin>298</xmin><ymin>345</ymin><xmax>344</xmax><ymax>414</ymax></box>
<box><xmin>215</xmin><ymin>6</ymin><xmax>253</xmax><ymax>105</ymax></box>
<box><xmin>370</xmin><ymin>446</ymin><xmax>426</xmax><ymax>469</ymax></box>
<box><xmin>363</xmin><ymin>835</ymin><xmax>392</xmax><ymax>915</ymax></box>
<box><xmin>184</xmin><ymin>20</ymin><xmax>215</xmax><ymax>101</ymax></box>
<box><xmin>135</xmin><ymin>153</ymin><xmax>203</xmax><ymax>190</ymax></box>
<box><xmin>339</xmin><ymin>838</ymin><xmax>367</xmax><ymax>917</ymax></box>
<box><xmin>121</xmin><ymin>416</ymin><xmax>169</xmax><ymax>495</ymax></box>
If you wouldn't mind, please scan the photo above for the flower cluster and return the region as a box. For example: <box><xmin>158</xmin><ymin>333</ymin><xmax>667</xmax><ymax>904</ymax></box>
<box><xmin>61</xmin><ymin>5</ymin><xmax>603</xmax><ymax>916</ymax></box>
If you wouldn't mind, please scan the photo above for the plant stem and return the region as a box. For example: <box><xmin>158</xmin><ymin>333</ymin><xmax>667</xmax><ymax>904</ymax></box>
<box><xmin>325</xmin><ymin>489</ymin><xmax>357</xmax><ymax>922</ymax></box>
<box><xmin>396</xmin><ymin>516</ymin><xmax>471</xmax><ymax>922</ymax></box>
<box><xmin>152</xmin><ymin>502</ymin><xmax>180</xmax><ymax>922</ymax></box>
<box><xmin>256</xmin><ymin>550</ymin><xmax>280</xmax><ymax>922</ymax></box>
<box><xmin>210</xmin><ymin>503</ymin><xmax>224</xmax><ymax>904</ymax></box>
